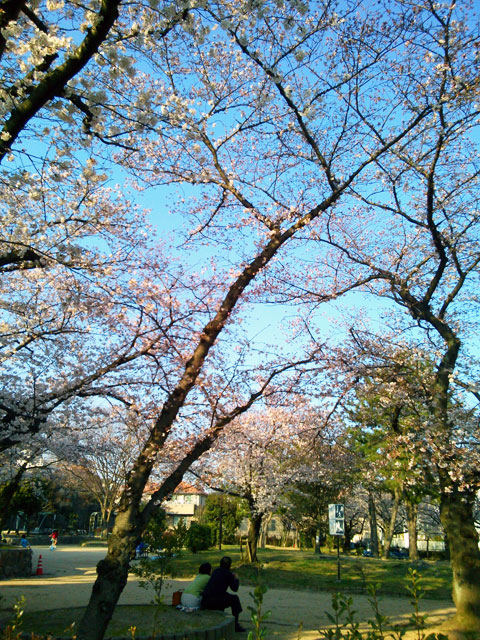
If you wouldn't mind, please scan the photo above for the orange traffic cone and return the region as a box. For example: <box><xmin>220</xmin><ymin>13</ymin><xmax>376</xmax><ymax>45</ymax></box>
<box><xmin>35</xmin><ymin>554</ymin><xmax>43</xmax><ymax>575</ymax></box>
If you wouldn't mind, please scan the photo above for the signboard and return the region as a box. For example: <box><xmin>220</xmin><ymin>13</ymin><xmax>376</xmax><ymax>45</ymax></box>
<box><xmin>328</xmin><ymin>503</ymin><xmax>345</xmax><ymax>536</ymax></box>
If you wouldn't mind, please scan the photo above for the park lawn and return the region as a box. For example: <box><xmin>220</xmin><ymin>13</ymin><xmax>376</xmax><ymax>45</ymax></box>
<box><xmin>172</xmin><ymin>546</ymin><xmax>453</xmax><ymax>600</ymax></box>
<box><xmin>16</xmin><ymin>605</ymin><xmax>229</xmax><ymax>637</ymax></box>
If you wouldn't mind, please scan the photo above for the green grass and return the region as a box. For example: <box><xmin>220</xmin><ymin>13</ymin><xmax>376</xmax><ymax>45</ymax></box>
<box><xmin>171</xmin><ymin>546</ymin><xmax>453</xmax><ymax>600</ymax></box>
<box><xmin>15</xmin><ymin>605</ymin><xmax>228</xmax><ymax>637</ymax></box>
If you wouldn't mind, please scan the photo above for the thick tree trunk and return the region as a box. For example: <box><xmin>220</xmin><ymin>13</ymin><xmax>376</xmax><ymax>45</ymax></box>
<box><xmin>368</xmin><ymin>492</ymin><xmax>380</xmax><ymax>557</ymax></box>
<box><xmin>72</xmin><ymin>128</ymin><xmax>345</xmax><ymax>640</ymax></box>
<box><xmin>428</xmin><ymin>328</ymin><xmax>480</xmax><ymax>628</ymax></box>
<box><xmin>246</xmin><ymin>513</ymin><xmax>263</xmax><ymax>563</ymax></box>
<box><xmin>405</xmin><ymin>500</ymin><xmax>419</xmax><ymax>561</ymax></box>
<box><xmin>383</xmin><ymin>488</ymin><xmax>401</xmax><ymax>559</ymax></box>
<box><xmin>76</xmin><ymin>507</ymin><xmax>142</xmax><ymax>640</ymax></box>
<box><xmin>259</xmin><ymin>513</ymin><xmax>272</xmax><ymax>549</ymax></box>
<box><xmin>0</xmin><ymin>461</ymin><xmax>31</xmax><ymax>531</ymax></box>
<box><xmin>73</xmin><ymin>227</ymin><xmax>289</xmax><ymax>638</ymax></box>
<box><xmin>440</xmin><ymin>487</ymin><xmax>480</xmax><ymax>630</ymax></box>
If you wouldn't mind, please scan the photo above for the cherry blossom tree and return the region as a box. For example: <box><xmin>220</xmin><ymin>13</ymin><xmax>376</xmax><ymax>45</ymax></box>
<box><xmin>71</xmin><ymin>1</ymin><xmax>480</xmax><ymax>635</ymax></box>
<box><xmin>1</xmin><ymin>1</ymin><xmax>478</xmax><ymax>638</ymax></box>
<box><xmin>0</xmin><ymin>0</ymin><xmax>190</xmax><ymax>164</ymax></box>
<box><xmin>271</xmin><ymin>1</ymin><xmax>480</xmax><ymax>627</ymax></box>
<box><xmin>0</xmin><ymin>0</ymin><xmax>196</xmax><ymax>454</ymax></box>
<box><xmin>61</xmin><ymin>413</ymin><xmax>141</xmax><ymax>533</ymax></box>
<box><xmin>197</xmin><ymin>406</ymin><xmax>326</xmax><ymax>562</ymax></box>
<box><xmin>329</xmin><ymin>329</ymin><xmax>480</xmax><ymax>624</ymax></box>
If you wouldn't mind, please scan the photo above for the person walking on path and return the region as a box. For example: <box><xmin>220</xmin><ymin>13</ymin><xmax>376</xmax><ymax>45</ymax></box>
<box><xmin>50</xmin><ymin>530</ymin><xmax>58</xmax><ymax>550</ymax></box>
<box><xmin>201</xmin><ymin>556</ymin><xmax>245</xmax><ymax>632</ymax></box>
<box><xmin>19</xmin><ymin>534</ymin><xmax>31</xmax><ymax>549</ymax></box>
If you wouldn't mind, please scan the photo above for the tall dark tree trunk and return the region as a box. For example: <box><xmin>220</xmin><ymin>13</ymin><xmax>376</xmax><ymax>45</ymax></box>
<box><xmin>368</xmin><ymin>492</ymin><xmax>380</xmax><ymax>557</ymax></box>
<box><xmin>246</xmin><ymin>513</ymin><xmax>263</xmax><ymax>563</ymax></box>
<box><xmin>383</xmin><ymin>487</ymin><xmax>401</xmax><ymax>559</ymax></box>
<box><xmin>440</xmin><ymin>486</ymin><xmax>480</xmax><ymax>631</ymax></box>
<box><xmin>0</xmin><ymin>463</ymin><xmax>28</xmax><ymax>531</ymax></box>
<box><xmin>431</xmin><ymin>330</ymin><xmax>480</xmax><ymax>629</ymax></box>
<box><xmin>76</xmin><ymin>492</ymin><xmax>146</xmax><ymax>640</ymax></box>
<box><xmin>259</xmin><ymin>513</ymin><xmax>271</xmax><ymax>549</ymax></box>
<box><xmin>74</xmin><ymin>208</ymin><xmax>320</xmax><ymax>640</ymax></box>
<box><xmin>405</xmin><ymin>500</ymin><xmax>419</xmax><ymax>561</ymax></box>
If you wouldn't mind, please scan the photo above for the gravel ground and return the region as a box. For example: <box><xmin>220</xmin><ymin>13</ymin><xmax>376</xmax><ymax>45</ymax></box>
<box><xmin>0</xmin><ymin>546</ymin><xmax>468</xmax><ymax>639</ymax></box>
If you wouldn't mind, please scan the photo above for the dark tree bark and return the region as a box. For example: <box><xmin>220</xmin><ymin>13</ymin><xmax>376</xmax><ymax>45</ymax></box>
<box><xmin>0</xmin><ymin>464</ymin><xmax>27</xmax><ymax>531</ymax></box>
<box><xmin>0</xmin><ymin>0</ymin><xmax>122</xmax><ymax>162</ymax></box>
<box><xmin>383</xmin><ymin>487</ymin><xmax>401</xmax><ymax>559</ymax></box>
<box><xmin>75</xmin><ymin>210</ymin><xmax>337</xmax><ymax>640</ymax></box>
<box><xmin>246</xmin><ymin>513</ymin><xmax>264</xmax><ymax>564</ymax></box>
<box><xmin>405</xmin><ymin>500</ymin><xmax>419</xmax><ymax>561</ymax></box>
<box><xmin>440</xmin><ymin>486</ymin><xmax>480</xmax><ymax>630</ymax></box>
<box><xmin>368</xmin><ymin>492</ymin><xmax>380</xmax><ymax>557</ymax></box>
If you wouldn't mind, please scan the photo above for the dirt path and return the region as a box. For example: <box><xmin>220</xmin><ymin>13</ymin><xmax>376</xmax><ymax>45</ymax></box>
<box><xmin>0</xmin><ymin>547</ymin><xmax>469</xmax><ymax>639</ymax></box>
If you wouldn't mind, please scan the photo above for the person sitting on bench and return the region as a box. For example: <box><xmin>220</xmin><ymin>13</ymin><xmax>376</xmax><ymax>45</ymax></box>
<box><xmin>201</xmin><ymin>556</ymin><xmax>245</xmax><ymax>632</ymax></box>
<box><xmin>180</xmin><ymin>562</ymin><xmax>212</xmax><ymax>608</ymax></box>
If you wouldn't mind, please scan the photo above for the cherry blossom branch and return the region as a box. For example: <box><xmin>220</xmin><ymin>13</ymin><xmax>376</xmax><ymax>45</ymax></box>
<box><xmin>0</xmin><ymin>0</ymin><xmax>26</xmax><ymax>60</ymax></box>
<box><xmin>0</xmin><ymin>335</ymin><xmax>162</xmax><ymax>452</ymax></box>
<box><xmin>138</xmin><ymin>355</ymin><xmax>316</xmax><ymax>523</ymax></box>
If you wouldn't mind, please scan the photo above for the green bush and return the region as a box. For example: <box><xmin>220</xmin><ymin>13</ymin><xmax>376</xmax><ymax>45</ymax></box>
<box><xmin>172</xmin><ymin>519</ymin><xmax>188</xmax><ymax>548</ymax></box>
<box><xmin>186</xmin><ymin>522</ymin><xmax>211</xmax><ymax>552</ymax></box>
<box><xmin>200</xmin><ymin>494</ymin><xmax>245</xmax><ymax>545</ymax></box>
